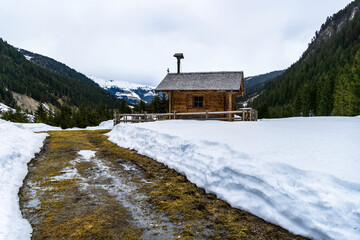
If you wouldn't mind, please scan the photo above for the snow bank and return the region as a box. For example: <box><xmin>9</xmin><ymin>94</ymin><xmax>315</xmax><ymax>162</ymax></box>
<box><xmin>107</xmin><ymin>117</ymin><xmax>360</xmax><ymax>240</ymax></box>
<box><xmin>13</xmin><ymin>120</ymin><xmax>114</xmax><ymax>132</ymax></box>
<box><xmin>65</xmin><ymin>120</ymin><xmax>114</xmax><ymax>131</ymax></box>
<box><xmin>0</xmin><ymin>120</ymin><xmax>47</xmax><ymax>239</ymax></box>
<box><xmin>13</xmin><ymin>122</ymin><xmax>61</xmax><ymax>132</ymax></box>
<box><xmin>85</xmin><ymin>120</ymin><xmax>114</xmax><ymax>130</ymax></box>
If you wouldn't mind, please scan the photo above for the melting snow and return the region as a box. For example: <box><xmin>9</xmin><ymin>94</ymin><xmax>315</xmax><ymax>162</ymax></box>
<box><xmin>107</xmin><ymin>117</ymin><xmax>360</xmax><ymax>240</ymax></box>
<box><xmin>0</xmin><ymin>120</ymin><xmax>47</xmax><ymax>239</ymax></box>
<box><xmin>78</xmin><ymin>150</ymin><xmax>96</xmax><ymax>160</ymax></box>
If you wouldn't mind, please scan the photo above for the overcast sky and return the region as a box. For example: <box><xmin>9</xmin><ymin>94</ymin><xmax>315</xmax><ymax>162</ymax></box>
<box><xmin>0</xmin><ymin>0</ymin><xmax>354</xmax><ymax>86</ymax></box>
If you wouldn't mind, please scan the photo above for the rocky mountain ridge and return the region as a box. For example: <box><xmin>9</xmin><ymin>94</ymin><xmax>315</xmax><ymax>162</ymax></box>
<box><xmin>304</xmin><ymin>1</ymin><xmax>359</xmax><ymax>59</ymax></box>
<box><xmin>252</xmin><ymin>0</ymin><xmax>360</xmax><ymax>118</ymax></box>
<box><xmin>88</xmin><ymin>76</ymin><xmax>155</xmax><ymax>104</ymax></box>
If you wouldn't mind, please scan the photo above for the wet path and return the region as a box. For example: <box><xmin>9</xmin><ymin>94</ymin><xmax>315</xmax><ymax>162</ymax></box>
<box><xmin>19</xmin><ymin>130</ymin><xmax>307</xmax><ymax>239</ymax></box>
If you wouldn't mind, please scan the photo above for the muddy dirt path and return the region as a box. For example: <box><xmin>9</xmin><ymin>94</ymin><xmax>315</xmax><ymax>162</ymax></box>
<box><xmin>19</xmin><ymin>130</ymin><xmax>307</xmax><ymax>239</ymax></box>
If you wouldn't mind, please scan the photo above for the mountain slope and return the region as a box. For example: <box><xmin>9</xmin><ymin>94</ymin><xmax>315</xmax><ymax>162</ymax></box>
<box><xmin>252</xmin><ymin>0</ymin><xmax>360</xmax><ymax>118</ymax></box>
<box><xmin>244</xmin><ymin>70</ymin><xmax>285</xmax><ymax>99</ymax></box>
<box><xmin>19</xmin><ymin>49</ymin><xmax>95</xmax><ymax>84</ymax></box>
<box><xmin>89</xmin><ymin>76</ymin><xmax>155</xmax><ymax>104</ymax></box>
<box><xmin>19</xmin><ymin>48</ymin><xmax>156</xmax><ymax>104</ymax></box>
<box><xmin>0</xmin><ymin>38</ymin><xmax>119</xmax><ymax>109</ymax></box>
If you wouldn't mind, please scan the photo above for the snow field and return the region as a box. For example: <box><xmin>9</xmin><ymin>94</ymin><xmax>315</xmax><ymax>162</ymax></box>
<box><xmin>0</xmin><ymin>120</ymin><xmax>47</xmax><ymax>240</ymax></box>
<box><xmin>107</xmin><ymin>117</ymin><xmax>360</xmax><ymax>240</ymax></box>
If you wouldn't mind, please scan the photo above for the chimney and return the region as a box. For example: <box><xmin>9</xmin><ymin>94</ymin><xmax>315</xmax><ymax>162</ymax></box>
<box><xmin>173</xmin><ymin>53</ymin><xmax>184</xmax><ymax>74</ymax></box>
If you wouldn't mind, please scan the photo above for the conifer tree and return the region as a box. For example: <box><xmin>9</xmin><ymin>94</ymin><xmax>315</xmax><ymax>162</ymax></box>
<box><xmin>350</xmin><ymin>49</ymin><xmax>360</xmax><ymax>115</ymax></box>
<box><xmin>118</xmin><ymin>99</ymin><xmax>132</xmax><ymax>114</ymax></box>
<box><xmin>34</xmin><ymin>103</ymin><xmax>48</xmax><ymax>123</ymax></box>
<box><xmin>1</xmin><ymin>107</ymin><xmax>29</xmax><ymax>123</ymax></box>
<box><xmin>133</xmin><ymin>100</ymin><xmax>146</xmax><ymax>113</ymax></box>
<box><xmin>333</xmin><ymin>73</ymin><xmax>350</xmax><ymax>115</ymax></box>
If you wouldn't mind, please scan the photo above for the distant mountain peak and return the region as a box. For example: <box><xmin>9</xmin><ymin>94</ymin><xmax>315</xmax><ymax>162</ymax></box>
<box><xmin>17</xmin><ymin>47</ymin><xmax>155</xmax><ymax>104</ymax></box>
<box><xmin>88</xmin><ymin>76</ymin><xmax>155</xmax><ymax>104</ymax></box>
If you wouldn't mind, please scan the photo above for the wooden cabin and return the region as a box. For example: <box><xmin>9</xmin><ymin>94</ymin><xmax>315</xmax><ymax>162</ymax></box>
<box><xmin>155</xmin><ymin>71</ymin><xmax>245</xmax><ymax>116</ymax></box>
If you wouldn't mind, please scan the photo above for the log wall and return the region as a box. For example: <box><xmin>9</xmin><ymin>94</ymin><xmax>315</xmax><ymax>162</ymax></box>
<box><xmin>167</xmin><ymin>90</ymin><xmax>240</xmax><ymax>113</ymax></box>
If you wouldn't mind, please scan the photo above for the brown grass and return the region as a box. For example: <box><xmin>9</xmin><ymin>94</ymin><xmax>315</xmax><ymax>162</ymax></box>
<box><xmin>19</xmin><ymin>130</ymin><xmax>308</xmax><ymax>240</ymax></box>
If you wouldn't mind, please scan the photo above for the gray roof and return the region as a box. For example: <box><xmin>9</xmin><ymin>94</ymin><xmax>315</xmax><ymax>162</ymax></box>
<box><xmin>155</xmin><ymin>71</ymin><xmax>244</xmax><ymax>91</ymax></box>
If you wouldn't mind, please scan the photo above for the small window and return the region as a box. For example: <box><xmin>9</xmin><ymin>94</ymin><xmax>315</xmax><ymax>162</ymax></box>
<box><xmin>194</xmin><ymin>96</ymin><xmax>204</xmax><ymax>108</ymax></box>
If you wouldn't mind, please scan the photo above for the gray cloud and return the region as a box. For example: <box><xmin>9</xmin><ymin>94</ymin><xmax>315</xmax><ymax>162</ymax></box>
<box><xmin>0</xmin><ymin>0</ymin><xmax>353</xmax><ymax>86</ymax></box>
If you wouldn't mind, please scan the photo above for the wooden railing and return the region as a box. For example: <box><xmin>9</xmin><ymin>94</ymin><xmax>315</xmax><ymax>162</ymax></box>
<box><xmin>114</xmin><ymin>108</ymin><xmax>258</xmax><ymax>125</ymax></box>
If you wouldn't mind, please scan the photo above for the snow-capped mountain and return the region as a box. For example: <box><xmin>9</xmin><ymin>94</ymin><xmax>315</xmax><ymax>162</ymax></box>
<box><xmin>88</xmin><ymin>76</ymin><xmax>156</xmax><ymax>104</ymax></box>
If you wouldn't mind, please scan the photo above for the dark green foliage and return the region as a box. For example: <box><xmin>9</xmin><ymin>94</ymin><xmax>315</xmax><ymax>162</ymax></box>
<box><xmin>118</xmin><ymin>99</ymin><xmax>132</xmax><ymax>114</ymax></box>
<box><xmin>133</xmin><ymin>100</ymin><xmax>146</xmax><ymax>113</ymax></box>
<box><xmin>34</xmin><ymin>102</ymin><xmax>113</xmax><ymax>129</ymax></box>
<box><xmin>244</xmin><ymin>70</ymin><xmax>285</xmax><ymax>100</ymax></box>
<box><xmin>19</xmin><ymin>49</ymin><xmax>95</xmax><ymax>84</ymax></box>
<box><xmin>0</xmin><ymin>38</ymin><xmax>119</xmax><ymax>109</ymax></box>
<box><xmin>146</xmin><ymin>94</ymin><xmax>168</xmax><ymax>113</ymax></box>
<box><xmin>257</xmin><ymin>103</ymin><xmax>269</xmax><ymax>119</ymax></box>
<box><xmin>34</xmin><ymin>104</ymin><xmax>48</xmax><ymax>123</ymax></box>
<box><xmin>0</xmin><ymin>85</ymin><xmax>16</xmax><ymax>107</ymax></box>
<box><xmin>117</xmin><ymin>94</ymin><xmax>168</xmax><ymax>115</ymax></box>
<box><xmin>251</xmin><ymin>1</ymin><xmax>360</xmax><ymax>117</ymax></box>
<box><xmin>1</xmin><ymin>108</ymin><xmax>30</xmax><ymax>123</ymax></box>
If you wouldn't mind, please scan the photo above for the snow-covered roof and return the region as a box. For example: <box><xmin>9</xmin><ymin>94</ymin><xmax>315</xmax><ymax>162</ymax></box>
<box><xmin>155</xmin><ymin>71</ymin><xmax>244</xmax><ymax>91</ymax></box>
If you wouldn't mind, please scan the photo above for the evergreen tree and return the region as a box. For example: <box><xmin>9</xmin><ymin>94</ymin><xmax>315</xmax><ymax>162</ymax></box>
<box><xmin>1</xmin><ymin>107</ymin><xmax>29</xmax><ymax>123</ymax></box>
<box><xmin>95</xmin><ymin>101</ymin><xmax>108</xmax><ymax>123</ymax></box>
<box><xmin>147</xmin><ymin>95</ymin><xmax>161</xmax><ymax>113</ymax></box>
<box><xmin>156</xmin><ymin>93</ymin><xmax>169</xmax><ymax>113</ymax></box>
<box><xmin>350</xmin><ymin>49</ymin><xmax>360</xmax><ymax>115</ymax></box>
<box><xmin>74</xmin><ymin>105</ymin><xmax>89</xmax><ymax>128</ymax></box>
<box><xmin>257</xmin><ymin>103</ymin><xmax>269</xmax><ymax>118</ymax></box>
<box><xmin>118</xmin><ymin>99</ymin><xmax>132</xmax><ymax>114</ymax></box>
<box><xmin>34</xmin><ymin>103</ymin><xmax>48</xmax><ymax>123</ymax></box>
<box><xmin>133</xmin><ymin>100</ymin><xmax>146</xmax><ymax>113</ymax></box>
<box><xmin>316</xmin><ymin>74</ymin><xmax>334</xmax><ymax>116</ymax></box>
<box><xmin>55</xmin><ymin>105</ymin><xmax>74</xmax><ymax>129</ymax></box>
<box><xmin>333</xmin><ymin>71</ymin><xmax>352</xmax><ymax>115</ymax></box>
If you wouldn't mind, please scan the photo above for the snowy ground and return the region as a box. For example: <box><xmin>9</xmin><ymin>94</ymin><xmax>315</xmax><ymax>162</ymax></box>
<box><xmin>0</xmin><ymin>120</ymin><xmax>47</xmax><ymax>239</ymax></box>
<box><xmin>0</xmin><ymin>102</ymin><xmax>14</xmax><ymax>112</ymax></box>
<box><xmin>65</xmin><ymin>120</ymin><xmax>114</xmax><ymax>131</ymax></box>
<box><xmin>0</xmin><ymin>119</ymin><xmax>114</xmax><ymax>240</ymax></box>
<box><xmin>107</xmin><ymin>117</ymin><xmax>360</xmax><ymax>240</ymax></box>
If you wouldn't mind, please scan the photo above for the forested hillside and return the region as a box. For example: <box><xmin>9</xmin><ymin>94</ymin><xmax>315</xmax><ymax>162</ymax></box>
<box><xmin>244</xmin><ymin>70</ymin><xmax>284</xmax><ymax>100</ymax></box>
<box><xmin>19</xmin><ymin>49</ymin><xmax>95</xmax><ymax>84</ymax></box>
<box><xmin>0</xmin><ymin>39</ymin><xmax>119</xmax><ymax>109</ymax></box>
<box><xmin>252</xmin><ymin>0</ymin><xmax>360</xmax><ymax>118</ymax></box>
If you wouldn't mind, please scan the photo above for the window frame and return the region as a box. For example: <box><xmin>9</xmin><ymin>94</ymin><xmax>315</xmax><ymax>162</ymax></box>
<box><xmin>193</xmin><ymin>96</ymin><xmax>204</xmax><ymax>108</ymax></box>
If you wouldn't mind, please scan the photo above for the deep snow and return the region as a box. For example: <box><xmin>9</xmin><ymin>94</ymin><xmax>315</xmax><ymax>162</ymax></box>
<box><xmin>0</xmin><ymin>120</ymin><xmax>47</xmax><ymax>239</ymax></box>
<box><xmin>107</xmin><ymin>117</ymin><xmax>360</xmax><ymax>240</ymax></box>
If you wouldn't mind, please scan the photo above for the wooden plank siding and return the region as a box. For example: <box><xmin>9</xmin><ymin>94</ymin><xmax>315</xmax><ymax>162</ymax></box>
<box><xmin>161</xmin><ymin>90</ymin><xmax>242</xmax><ymax>120</ymax></box>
